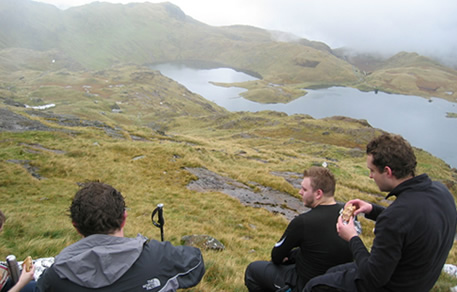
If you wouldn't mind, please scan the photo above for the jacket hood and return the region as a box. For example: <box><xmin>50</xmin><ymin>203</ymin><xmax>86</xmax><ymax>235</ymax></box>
<box><xmin>53</xmin><ymin>234</ymin><xmax>147</xmax><ymax>288</ymax></box>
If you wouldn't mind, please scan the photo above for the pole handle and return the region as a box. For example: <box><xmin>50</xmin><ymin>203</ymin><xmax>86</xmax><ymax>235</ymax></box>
<box><xmin>152</xmin><ymin>203</ymin><xmax>164</xmax><ymax>241</ymax></box>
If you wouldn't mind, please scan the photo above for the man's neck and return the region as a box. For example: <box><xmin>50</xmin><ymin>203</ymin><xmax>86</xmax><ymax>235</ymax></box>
<box><xmin>110</xmin><ymin>228</ymin><xmax>124</xmax><ymax>237</ymax></box>
<box><xmin>317</xmin><ymin>197</ymin><xmax>336</xmax><ymax>206</ymax></box>
<box><xmin>391</xmin><ymin>175</ymin><xmax>414</xmax><ymax>190</ymax></box>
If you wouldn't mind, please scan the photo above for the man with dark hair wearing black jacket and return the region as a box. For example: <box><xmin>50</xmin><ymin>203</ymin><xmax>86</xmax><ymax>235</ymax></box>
<box><xmin>305</xmin><ymin>133</ymin><xmax>457</xmax><ymax>292</ymax></box>
<box><xmin>37</xmin><ymin>182</ymin><xmax>205</xmax><ymax>292</ymax></box>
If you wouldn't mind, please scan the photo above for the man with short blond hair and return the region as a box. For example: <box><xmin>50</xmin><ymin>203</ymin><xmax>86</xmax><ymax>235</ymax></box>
<box><xmin>245</xmin><ymin>167</ymin><xmax>353</xmax><ymax>292</ymax></box>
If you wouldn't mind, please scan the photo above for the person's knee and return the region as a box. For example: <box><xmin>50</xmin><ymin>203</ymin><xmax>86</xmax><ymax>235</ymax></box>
<box><xmin>245</xmin><ymin>261</ymin><xmax>257</xmax><ymax>280</ymax></box>
<box><xmin>245</xmin><ymin>261</ymin><xmax>267</xmax><ymax>292</ymax></box>
<box><xmin>20</xmin><ymin>280</ymin><xmax>38</xmax><ymax>292</ymax></box>
<box><xmin>244</xmin><ymin>262</ymin><xmax>257</xmax><ymax>288</ymax></box>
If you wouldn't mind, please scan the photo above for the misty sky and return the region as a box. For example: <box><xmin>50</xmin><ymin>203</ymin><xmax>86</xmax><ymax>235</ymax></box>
<box><xmin>33</xmin><ymin>0</ymin><xmax>457</xmax><ymax>66</ymax></box>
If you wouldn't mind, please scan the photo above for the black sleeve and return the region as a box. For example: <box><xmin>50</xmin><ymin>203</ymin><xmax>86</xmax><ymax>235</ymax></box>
<box><xmin>271</xmin><ymin>217</ymin><xmax>303</xmax><ymax>264</ymax></box>
<box><xmin>365</xmin><ymin>204</ymin><xmax>385</xmax><ymax>221</ymax></box>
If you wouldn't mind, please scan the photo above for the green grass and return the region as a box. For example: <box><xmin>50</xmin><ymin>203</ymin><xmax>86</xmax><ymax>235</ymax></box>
<box><xmin>0</xmin><ymin>61</ymin><xmax>456</xmax><ymax>291</ymax></box>
<box><xmin>0</xmin><ymin>107</ymin><xmax>456</xmax><ymax>291</ymax></box>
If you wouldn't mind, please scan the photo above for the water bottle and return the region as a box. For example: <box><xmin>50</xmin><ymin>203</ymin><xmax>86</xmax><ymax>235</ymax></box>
<box><xmin>6</xmin><ymin>255</ymin><xmax>20</xmax><ymax>285</ymax></box>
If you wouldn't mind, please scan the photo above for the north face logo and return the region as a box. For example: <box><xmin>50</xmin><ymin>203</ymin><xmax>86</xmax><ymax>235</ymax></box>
<box><xmin>142</xmin><ymin>278</ymin><xmax>161</xmax><ymax>290</ymax></box>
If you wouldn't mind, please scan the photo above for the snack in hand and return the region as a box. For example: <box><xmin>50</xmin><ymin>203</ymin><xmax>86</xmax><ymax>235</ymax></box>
<box><xmin>341</xmin><ymin>203</ymin><xmax>356</xmax><ymax>223</ymax></box>
<box><xmin>23</xmin><ymin>256</ymin><xmax>33</xmax><ymax>272</ymax></box>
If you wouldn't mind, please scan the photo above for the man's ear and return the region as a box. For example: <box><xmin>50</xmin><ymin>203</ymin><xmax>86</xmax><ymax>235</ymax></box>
<box><xmin>384</xmin><ymin>166</ymin><xmax>394</xmax><ymax>177</ymax></box>
<box><xmin>72</xmin><ymin>222</ymin><xmax>84</xmax><ymax>237</ymax></box>
<box><xmin>120</xmin><ymin>210</ymin><xmax>127</xmax><ymax>229</ymax></box>
<box><xmin>315</xmin><ymin>189</ymin><xmax>324</xmax><ymax>200</ymax></box>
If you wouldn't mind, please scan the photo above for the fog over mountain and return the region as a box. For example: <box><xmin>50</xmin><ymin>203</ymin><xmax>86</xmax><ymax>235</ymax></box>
<box><xmin>34</xmin><ymin>0</ymin><xmax>457</xmax><ymax>68</ymax></box>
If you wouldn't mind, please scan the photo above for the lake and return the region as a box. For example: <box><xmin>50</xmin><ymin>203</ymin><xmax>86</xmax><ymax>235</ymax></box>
<box><xmin>151</xmin><ymin>63</ymin><xmax>457</xmax><ymax>168</ymax></box>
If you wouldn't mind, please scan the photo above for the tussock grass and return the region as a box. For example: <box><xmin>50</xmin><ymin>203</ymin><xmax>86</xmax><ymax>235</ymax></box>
<box><xmin>1</xmin><ymin>59</ymin><xmax>456</xmax><ymax>290</ymax></box>
<box><xmin>1</xmin><ymin>108</ymin><xmax>456</xmax><ymax>292</ymax></box>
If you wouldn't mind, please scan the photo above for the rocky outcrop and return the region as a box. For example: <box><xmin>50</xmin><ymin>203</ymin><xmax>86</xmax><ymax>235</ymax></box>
<box><xmin>186</xmin><ymin>167</ymin><xmax>308</xmax><ymax>221</ymax></box>
<box><xmin>181</xmin><ymin>235</ymin><xmax>225</xmax><ymax>251</ymax></box>
<box><xmin>0</xmin><ymin>108</ymin><xmax>53</xmax><ymax>132</ymax></box>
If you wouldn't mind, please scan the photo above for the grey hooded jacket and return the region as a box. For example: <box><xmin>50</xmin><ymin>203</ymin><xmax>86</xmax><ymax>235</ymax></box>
<box><xmin>37</xmin><ymin>234</ymin><xmax>205</xmax><ymax>292</ymax></box>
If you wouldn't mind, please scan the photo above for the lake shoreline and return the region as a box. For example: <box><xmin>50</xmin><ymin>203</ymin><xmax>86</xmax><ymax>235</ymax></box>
<box><xmin>150</xmin><ymin>64</ymin><xmax>457</xmax><ymax>169</ymax></box>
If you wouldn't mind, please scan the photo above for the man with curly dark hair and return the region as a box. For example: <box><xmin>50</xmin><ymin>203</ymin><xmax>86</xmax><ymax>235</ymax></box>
<box><xmin>304</xmin><ymin>133</ymin><xmax>457</xmax><ymax>292</ymax></box>
<box><xmin>69</xmin><ymin>182</ymin><xmax>126</xmax><ymax>237</ymax></box>
<box><xmin>37</xmin><ymin>182</ymin><xmax>205</xmax><ymax>292</ymax></box>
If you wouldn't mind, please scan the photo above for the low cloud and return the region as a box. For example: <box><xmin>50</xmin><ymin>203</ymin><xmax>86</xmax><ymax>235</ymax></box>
<box><xmin>35</xmin><ymin>0</ymin><xmax>457</xmax><ymax>67</ymax></box>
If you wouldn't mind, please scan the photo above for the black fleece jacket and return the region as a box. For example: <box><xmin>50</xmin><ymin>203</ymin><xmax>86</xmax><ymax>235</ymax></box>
<box><xmin>350</xmin><ymin>174</ymin><xmax>457</xmax><ymax>292</ymax></box>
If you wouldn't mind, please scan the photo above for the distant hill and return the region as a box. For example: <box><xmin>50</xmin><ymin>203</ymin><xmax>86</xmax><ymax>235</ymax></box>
<box><xmin>1</xmin><ymin>0</ymin><xmax>457</xmax><ymax>101</ymax></box>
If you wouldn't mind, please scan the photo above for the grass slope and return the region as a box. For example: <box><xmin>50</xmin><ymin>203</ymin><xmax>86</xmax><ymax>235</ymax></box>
<box><xmin>0</xmin><ymin>63</ymin><xmax>456</xmax><ymax>291</ymax></box>
<box><xmin>359</xmin><ymin>52</ymin><xmax>457</xmax><ymax>102</ymax></box>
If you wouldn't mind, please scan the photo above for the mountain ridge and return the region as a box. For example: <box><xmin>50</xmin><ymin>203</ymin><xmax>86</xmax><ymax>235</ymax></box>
<box><xmin>1</xmin><ymin>0</ymin><xmax>456</xmax><ymax>101</ymax></box>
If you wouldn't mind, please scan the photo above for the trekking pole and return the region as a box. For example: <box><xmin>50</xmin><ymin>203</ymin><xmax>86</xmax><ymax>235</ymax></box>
<box><xmin>151</xmin><ymin>203</ymin><xmax>164</xmax><ymax>241</ymax></box>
